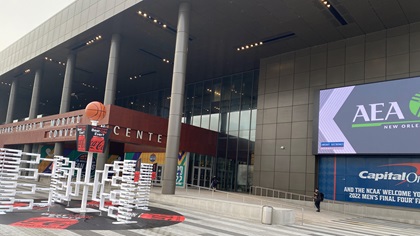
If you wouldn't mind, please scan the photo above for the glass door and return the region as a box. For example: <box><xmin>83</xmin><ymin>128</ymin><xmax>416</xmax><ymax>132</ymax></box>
<box><xmin>193</xmin><ymin>167</ymin><xmax>199</xmax><ymax>185</ymax></box>
<box><xmin>153</xmin><ymin>165</ymin><xmax>163</xmax><ymax>186</ymax></box>
<box><xmin>189</xmin><ymin>154</ymin><xmax>215</xmax><ymax>188</ymax></box>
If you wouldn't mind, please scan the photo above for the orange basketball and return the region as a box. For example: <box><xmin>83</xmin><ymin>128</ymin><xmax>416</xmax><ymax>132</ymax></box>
<box><xmin>85</xmin><ymin>101</ymin><xmax>106</xmax><ymax>121</ymax></box>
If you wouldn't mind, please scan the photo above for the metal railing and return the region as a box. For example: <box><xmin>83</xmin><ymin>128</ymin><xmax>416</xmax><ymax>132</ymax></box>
<box><xmin>182</xmin><ymin>184</ymin><xmax>305</xmax><ymax>225</ymax></box>
<box><xmin>250</xmin><ymin>186</ymin><xmax>314</xmax><ymax>202</ymax></box>
<box><xmin>249</xmin><ymin>185</ymin><xmax>420</xmax><ymax>223</ymax></box>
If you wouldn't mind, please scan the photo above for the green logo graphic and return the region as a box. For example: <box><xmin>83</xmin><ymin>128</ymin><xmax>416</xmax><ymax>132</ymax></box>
<box><xmin>409</xmin><ymin>93</ymin><xmax>420</xmax><ymax>117</ymax></box>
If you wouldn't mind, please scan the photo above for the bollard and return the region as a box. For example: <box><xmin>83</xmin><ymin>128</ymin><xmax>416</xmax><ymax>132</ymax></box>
<box><xmin>261</xmin><ymin>205</ymin><xmax>273</xmax><ymax>225</ymax></box>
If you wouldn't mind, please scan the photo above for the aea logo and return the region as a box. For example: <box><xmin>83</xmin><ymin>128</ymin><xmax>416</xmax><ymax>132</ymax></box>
<box><xmin>381</xmin><ymin>163</ymin><xmax>420</xmax><ymax>185</ymax></box>
<box><xmin>409</xmin><ymin>93</ymin><xmax>420</xmax><ymax>117</ymax></box>
<box><xmin>352</xmin><ymin>92</ymin><xmax>420</xmax><ymax>127</ymax></box>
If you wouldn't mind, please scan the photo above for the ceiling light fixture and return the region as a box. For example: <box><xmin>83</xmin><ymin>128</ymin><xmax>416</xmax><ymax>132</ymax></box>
<box><xmin>137</xmin><ymin>9</ymin><xmax>193</xmax><ymax>41</ymax></box>
<box><xmin>139</xmin><ymin>48</ymin><xmax>173</xmax><ymax>65</ymax></box>
<box><xmin>86</xmin><ymin>35</ymin><xmax>102</xmax><ymax>45</ymax></box>
<box><xmin>82</xmin><ymin>82</ymin><xmax>98</xmax><ymax>90</ymax></box>
<box><xmin>44</xmin><ymin>56</ymin><xmax>66</xmax><ymax>66</ymax></box>
<box><xmin>236</xmin><ymin>32</ymin><xmax>294</xmax><ymax>51</ymax></box>
<box><xmin>138</xmin><ymin>10</ymin><xmax>176</xmax><ymax>33</ymax></box>
<box><xmin>320</xmin><ymin>0</ymin><xmax>347</xmax><ymax>25</ymax></box>
<box><xmin>14</xmin><ymin>68</ymin><xmax>32</xmax><ymax>78</ymax></box>
<box><xmin>71</xmin><ymin>35</ymin><xmax>103</xmax><ymax>50</ymax></box>
<box><xmin>128</xmin><ymin>71</ymin><xmax>157</xmax><ymax>80</ymax></box>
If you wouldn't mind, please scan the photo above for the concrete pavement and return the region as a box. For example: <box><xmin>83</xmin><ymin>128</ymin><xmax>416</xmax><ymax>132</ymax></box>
<box><xmin>2</xmin><ymin>183</ymin><xmax>420</xmax><ymax>235</ymax></box>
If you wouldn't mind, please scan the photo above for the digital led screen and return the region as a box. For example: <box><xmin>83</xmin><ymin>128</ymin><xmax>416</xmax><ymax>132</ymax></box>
<box><xmin>316</xmin><ymin>77</ymin><xmax>420</xmax><ymax>154</ymax></box>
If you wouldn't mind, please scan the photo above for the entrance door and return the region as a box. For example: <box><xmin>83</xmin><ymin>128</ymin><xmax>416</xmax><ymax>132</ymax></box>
<box><xmin>153</xmin><ymin>165</ymin><xmax>163</xmax><ymax>186</ymax></box>
<box><xmin>193</xmin><ymin>167</ymin><xmax>199</xmax><ymax>186</ymax></box>
<box><xmin>204</xmin><ymin>168</ymin><xmax>211</xmax><ymax>188</ymax></box>
<box><xmin>189</xmin><ymin>154</ymin><xmax>215</xmax><ymax>188</ymax></box>
<box><xmin>194</xmin><ymin>166</ymin><xmax>212</xmax><ymax>188</ymax></box>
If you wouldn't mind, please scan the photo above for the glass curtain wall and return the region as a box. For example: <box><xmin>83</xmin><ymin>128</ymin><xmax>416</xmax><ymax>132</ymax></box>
<box><xmin>116</xmin><ymin>70</ymin><xmax>258</xmax><ymax>192</ymax></box>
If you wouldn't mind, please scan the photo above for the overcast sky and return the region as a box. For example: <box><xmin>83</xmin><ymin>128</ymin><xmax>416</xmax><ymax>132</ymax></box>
<box><xmin>0</xmin><ymin>0</ymin><xmax>75</xmax><ymax>51</ymax></box>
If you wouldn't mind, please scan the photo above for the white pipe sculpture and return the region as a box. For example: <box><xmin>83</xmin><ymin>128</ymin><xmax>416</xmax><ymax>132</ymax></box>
<box><xmin>0</xmin><ymin>147</ymin><xmax>154</xmax><ymax>225</ymax></box>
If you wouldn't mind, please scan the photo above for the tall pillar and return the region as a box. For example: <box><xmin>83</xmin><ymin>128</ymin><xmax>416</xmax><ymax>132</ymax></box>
<box><xmin>21</xmin><ymin>143</ymin><xmax>32</xmax><ymax>172</ymax></box>
<box><xmin>103</xmin><ymin>34</ymin><xmax>121</xmax><ymax>106</ymax></box>
<box><xmin>98</xmin><ymin>34</ymin><xmax>121</xmax><ymax>171</ymax></box>
<box><xmin>54</xmin><ymin>53</ymin><xmax>76</xmax><ymax>156</ymax></box>
<box><xmin>5</xmin><ymin>79</ymin><xmax>18</xmax><ymax>124</ymax></box>
<box><xmin>162</xmin><ymin>2</ymin><xmax>191</xmax><ymax>194</ymax></box>
<box><xmin>23</xmin><ymin>68</ymin><xmax>43</xmax><ymax>171</ymax></box>
<box><xmin>59</xmin><ymin>53</ymin><xmax>76</xmax><ymax>114</ymax></box>
<box><xmin>29</xmin><ymin>68</ymin><xmax>43</xmax><ymax>119</ymax></box>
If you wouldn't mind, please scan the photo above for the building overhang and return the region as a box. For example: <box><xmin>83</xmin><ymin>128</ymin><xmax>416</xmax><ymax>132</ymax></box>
<box><xmin>0</xmin><ymin>105</ymin><xmax>217</xmax><ymax>156</ymax></box>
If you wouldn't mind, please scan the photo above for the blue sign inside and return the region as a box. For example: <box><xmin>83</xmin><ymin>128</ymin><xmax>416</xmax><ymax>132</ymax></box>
<box><xmin>149</xmin><ymin>154</ymin><xmax>156</xmax><ymax>162</ymax></box>
<box><xmin>318</xmin><ymin>156</ymin><xmax>420</xmax><ymax>208</ymax></box>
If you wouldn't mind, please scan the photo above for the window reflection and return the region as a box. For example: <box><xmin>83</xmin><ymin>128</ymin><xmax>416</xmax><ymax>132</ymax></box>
<box><xmin>115</xmin><ymin>69</ymin><xmax>259</xmax><ymax>192</ymax></box>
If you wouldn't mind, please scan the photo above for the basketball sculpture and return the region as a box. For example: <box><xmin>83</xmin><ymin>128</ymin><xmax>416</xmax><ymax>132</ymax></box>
<box><xmin>85</xmin><ymin>101</ymin><xmax>106</xmax><ymax>121</ymax></box>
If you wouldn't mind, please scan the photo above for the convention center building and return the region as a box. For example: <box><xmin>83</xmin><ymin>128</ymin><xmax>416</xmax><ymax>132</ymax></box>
<box><xmin>2</xmin><ymin>0</ymin><xmax>420</xmax><ymax>208</ymax></box>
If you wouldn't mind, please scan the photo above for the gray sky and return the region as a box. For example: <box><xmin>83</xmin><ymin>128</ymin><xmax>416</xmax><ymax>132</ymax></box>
<box><xmin>0</xmin><ymin>0</ymin><xmax>75</xmax><ymax>51</ymax></box>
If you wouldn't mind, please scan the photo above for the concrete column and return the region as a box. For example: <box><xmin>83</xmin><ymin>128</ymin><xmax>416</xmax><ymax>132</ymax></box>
<box><xmin>103</xmin><ymin>34</ymin><xmax>121</xmax><ymax>106</ymax></box>
<box><xmin>54</xmin><ymin>53</ymin><xmax>76</xmax><ymax>155</ymax></box>
<box><xmin>59</xmin><ymin>53</ymin><xmax>76</xmax><ymax>114</ymax></box>
<box><xmin>22</xmin><ymin>144</ymin><xmax>32</xmax><ymax>173</ymax></box>
<box><xmin>29</xmin><ymin>68</ymin><xmax>43</xmax><ymax>119</ymax></box>
<box><xmin>54</xmin><ymin>142</ymin><xmax>63</xmax><ymax>156</ymax></box>
<box><xmin>24</xmin><ymin>69</ymin><xmax>42</xmax><ymax>173</ymax></box>
<box><xmin>97</xmin><ymin>34</ymin><xmax>121</xmax><ymax>171</ymax></box>
<box><xmin>162</xmin><ymin>2</ymin><xmax>191</xmax><ymax>195</ymax></box>
<box><xmin>5</xmin><ymin>79</ymin><xmax>18</xmax><ymax>124</ymax></box>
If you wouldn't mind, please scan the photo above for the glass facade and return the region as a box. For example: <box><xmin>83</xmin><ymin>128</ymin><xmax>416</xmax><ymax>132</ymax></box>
<box><xmin>116</xmin><ymin>69</ymin><xmax>259</xmax><ymax>192</ymax></box>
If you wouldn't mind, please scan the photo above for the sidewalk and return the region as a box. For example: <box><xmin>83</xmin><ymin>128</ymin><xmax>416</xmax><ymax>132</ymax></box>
<box><xmin>3</xmin><ymin>180</ymin><xmax>420</xmax><ymax>235</ymax></box>
<box><xmin>149</xmin><ymin>186</ymin><xmax>363</xmax><ymax>225</ymax></box>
